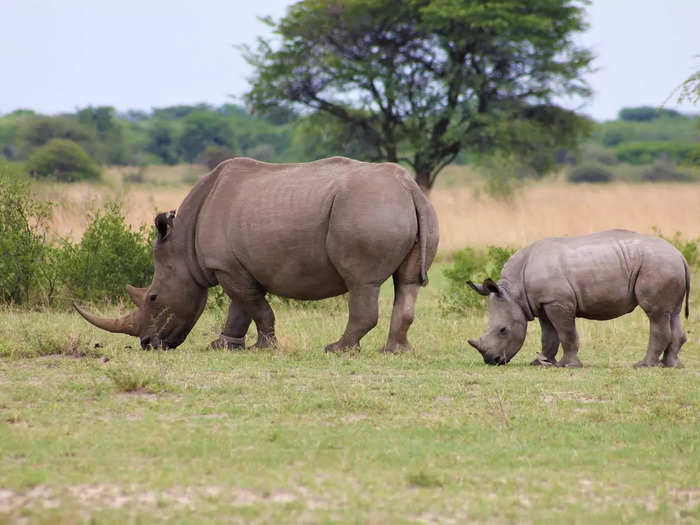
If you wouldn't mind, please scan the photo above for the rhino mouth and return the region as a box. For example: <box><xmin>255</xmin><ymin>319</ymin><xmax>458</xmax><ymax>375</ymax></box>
<box><xmin>468</xmin><ymin>338</ymin><xmax>507</xmax><ymax>366</ymax></box>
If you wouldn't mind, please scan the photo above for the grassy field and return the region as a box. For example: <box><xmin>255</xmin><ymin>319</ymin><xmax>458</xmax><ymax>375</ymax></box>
<box><xmin>1</xmin><ymin>262</ymin><xmax>698</xmax><ymax>523</ymax></box>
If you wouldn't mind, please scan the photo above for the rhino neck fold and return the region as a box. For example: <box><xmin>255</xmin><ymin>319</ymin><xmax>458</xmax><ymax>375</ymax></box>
<box><xmin>173</xmin><ymin>165</ymin><xmax>223</xmax><ymax>289</ymax></box>
<box><xmin>499</xmin><ymin>279</ymin><xmax>535</xmax><ymax>322</ymax></box>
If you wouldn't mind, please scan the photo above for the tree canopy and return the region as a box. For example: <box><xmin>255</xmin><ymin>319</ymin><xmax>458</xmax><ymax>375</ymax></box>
<box><xmin>245</xmin><ymin>0</ymin><xmax>594</xmax><ymax>189</ymax></box>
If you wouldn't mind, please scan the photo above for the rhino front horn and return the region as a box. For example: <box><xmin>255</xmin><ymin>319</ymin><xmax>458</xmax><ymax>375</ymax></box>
<box><xmin>468</xmin><ymin>338</ymin><xmax>483</xmax><ymax>353</ymax></box>
<box><xmin>73</xmin><ymin>303</ymin><xmax>138</xmax><ymax>336</ymax></box>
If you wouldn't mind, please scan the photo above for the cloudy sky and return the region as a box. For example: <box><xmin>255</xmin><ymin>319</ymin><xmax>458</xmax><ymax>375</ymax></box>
<box><xmin>2</xmin><ymin>0</ymin><xmax>699</xmax><ymax>121</ymax></box>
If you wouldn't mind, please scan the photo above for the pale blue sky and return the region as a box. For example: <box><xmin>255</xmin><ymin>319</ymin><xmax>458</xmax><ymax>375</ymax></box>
<box><xmin>2</xmin><ymin>0</ymin><xmax>699</xmax><ymax>121</ymax></box>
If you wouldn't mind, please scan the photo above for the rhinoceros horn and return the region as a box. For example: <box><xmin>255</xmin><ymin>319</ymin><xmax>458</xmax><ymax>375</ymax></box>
<box><xmin>125</xmin><ymin>284</ymin><xmax>147</xmax><ymax>307</ymax></box>
<box><xmin>73</xmin><ymin>303</ymin><xmax>139</xmax><ymax>336</ymax></box>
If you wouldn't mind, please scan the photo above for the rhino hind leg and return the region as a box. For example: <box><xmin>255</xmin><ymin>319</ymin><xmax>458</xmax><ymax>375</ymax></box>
<box><xmin>381</xmin><ymin>278</ymin><xmax>420</xmax><ymax>354</ymax></box>
<box><xmin>210</xmin><ymin>299</ymin><xmax>252</xmax><ymax>350</ymax></box>
<box><xmin>531</xmin><ymin>317</ymin><xmax>559</xmax><ymax>366</ymax></box>
<box><xmin>324</xmin><ymin>284</ymin><xmax>380</xmax><ymax>353</ymax></box>
<box><xmin>661</xmin><ymin>312</ymin><xmax>685</xmax><ymax>368</ymax></box>
<box><xmin>543</xmin><ymin>304</ymin><xmax>583</xmax><ymax>368</ymax></box>
<box><xmin>634</xmin><ymin>312</ymin><xmax>672</xmax><ymax>368</ymax></box>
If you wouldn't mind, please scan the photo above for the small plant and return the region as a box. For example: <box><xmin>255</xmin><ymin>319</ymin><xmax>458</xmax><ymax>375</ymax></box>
<box><xmin>568</xmin><ymin>164</ymin><xmax>613</xmax><ymax>183</ymax></box>
<box><xmin>105</xmin><ymin>366</ymin><xmax>168</xmax><ymax>393</ymax></box>
<box><xmin>25</xmin><ymin>138</ymin><xmax>101</xmax><ymax>182</ymax></box>
<box><xmin>639</xmin><ymin>158</ymin><xmax>694</xmax><ymax>182</ymax></box>
<box><xmin>440</xmin><ymin>245</ymin><xmax>517</xmax><ymax>315</ymax></box>
<box><xmin>406</xmin><ymin>470</ymin><xmax>444</xmax><ymax>488</ymax></box>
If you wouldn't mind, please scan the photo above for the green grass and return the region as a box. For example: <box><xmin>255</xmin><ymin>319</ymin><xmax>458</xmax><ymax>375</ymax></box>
<box><xmin>0</xmin><ymin>263</ymin><xmax>698</xmax><ymax>523</ymax></box>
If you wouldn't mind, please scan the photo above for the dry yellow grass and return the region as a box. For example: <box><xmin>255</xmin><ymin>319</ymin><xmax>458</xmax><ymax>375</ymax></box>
<box><xmin>433</xmin><ymin>181</ymin><xmax>700</xmax><ymax>251</ymax></box>
<box><xmin>41</xmin><ymin>164</ymin><xmax>700</xmax><ymax>250</ymax></box>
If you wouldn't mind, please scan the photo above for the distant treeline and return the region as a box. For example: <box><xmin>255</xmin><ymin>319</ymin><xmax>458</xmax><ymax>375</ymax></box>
<box><xmin>0</xmin><ymin>103</ymin><xmax>697</xmax><ymax>181</ymax></box>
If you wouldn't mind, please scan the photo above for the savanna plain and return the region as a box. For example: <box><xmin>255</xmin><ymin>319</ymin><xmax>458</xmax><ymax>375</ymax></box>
<box><xmin>1</xmin><ymin>166</ymin><xmax>699</xmax><ymax>523</ymax></box>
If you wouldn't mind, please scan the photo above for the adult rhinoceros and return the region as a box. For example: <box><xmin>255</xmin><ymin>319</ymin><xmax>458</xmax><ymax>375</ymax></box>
<box><xmin>75</xmin><ymin>157</ymin><xmax>439</xmax><ymax>353</ymax></box>
<box><xmin>466</xmin><ymin>230</ymin><xmax>690</xmax><ymax>368</ymax></box>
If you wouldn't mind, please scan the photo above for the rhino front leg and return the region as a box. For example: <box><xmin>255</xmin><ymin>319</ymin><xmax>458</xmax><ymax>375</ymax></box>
<box><xmin>242</xmin><ymin>294</ymin><xmax>278</xmax><ymax>349</ymax></box>
<box><xmin>543</xmin><ymin>304</ymin><xmax>583</xmax><ymax>368</ymax></box>
<box><xmin>531</xmin><ymin>317</ymin><xmax>559</xmax><ymax>366</ymax></box>
<box><xmin>325</xmin><ymin>284</ymin><xmax>379</xmax><ymax>353</ymax></box>
<box><xmin>634</xmin><ymin>313</ymin><xmax>671</xmax><ymax>368</ymax></box>
<box><xmin>210</xmin><ymin>298</ymin><xmax>252</xmax><ymax>350</ymax></box>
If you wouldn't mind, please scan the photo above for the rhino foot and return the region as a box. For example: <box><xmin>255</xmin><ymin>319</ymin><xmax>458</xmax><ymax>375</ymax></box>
<box><xmin>252</xmin><ymin>334</ymin><xmax>278</xmax><ymax>349</ymax></box>
<box><xmin>556</xmin><ymin>356</ymin><xmax>583</xmax><ymax>368</ymax></box>
<box><xmin>381</xmin><ymin>342</ymin><xmax>414</xmax><ymax>354</ymax></box>
<box><xmin>661</xmin><ymin>358</ymin><xmax>684</xmax><ymax>369</ymax></box>
<box><xmin>633</xmin><ymin>359</ymin><xmax>661</xmax><ymax>368</ymax></box>
<box><xmin>531</xmin><ymin>354</ymin><xmax>557</xmax><ymax>367</ymax></box>
<box><xmin>210</xmin><ymin>334</ymin><xmax>246</xmax><ymax>350</ymax></box>
<box><xmin>324</xmin><ymin>341</ymin><xmax>360</xmax><ymax>354</ymax></box>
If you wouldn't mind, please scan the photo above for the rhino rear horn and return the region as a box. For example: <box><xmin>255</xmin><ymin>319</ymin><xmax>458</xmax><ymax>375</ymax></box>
<box><xmin>73</xmin><ymin>303</ymin><xmax>139</xmax><ymax>336</ymax></box>
<box><xmin>155</xmin><ymin>210</ymin><xmax>176</xmax><ymax>240</ymax></box>
<box><xmin>125</xmin><ymin>284</ymin><xmax>147</xmax><ymax>307</ymax></box>
<box><xmin>466</xmin><ymin>278</ymin><xmax>501</xmax><ymax>296</ymax></box>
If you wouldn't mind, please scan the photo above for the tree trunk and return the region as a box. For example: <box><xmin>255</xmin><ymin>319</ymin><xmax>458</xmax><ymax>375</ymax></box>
<box><xmin>414</xmin><ymin>171</ymin><xmax>432</xmax><ymax>195</ymax></box>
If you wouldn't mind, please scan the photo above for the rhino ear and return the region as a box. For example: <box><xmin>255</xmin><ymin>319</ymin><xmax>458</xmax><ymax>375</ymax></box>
<box><xmin>155</xmin><ymin>210</ymin><xmax>176</xmax><ymax>240</ymax></box>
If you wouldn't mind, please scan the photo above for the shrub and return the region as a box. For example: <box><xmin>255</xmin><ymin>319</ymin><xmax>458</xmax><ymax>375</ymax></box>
<box><xmin>567</xmin><ymin>164</ymin><xmax>613</xmax><ymax>183</ymax></box>
<box><xmin>615</xmin><ymin>142</ymin><xmax>700</xmax><ymax>166</ymax></box>
<box><xmin>440</xmin><ymin>246</ymin><xmax>517</xmax><ymax>315</ymax></box>
<box><xmin>25</xmin><ymin>139</ymin><xmax>101</xmax><ymax>182</ymax></box>
<box><xmin>639</xmin><ymin>159</ymin><xmax>694</xmax><ymax>182</ymax></box>
<box><xmin>61</xmin><ymin>202</ymin><xmax>154</xmax><ymax>302</ymax></box>
<box><xmin>651</xmin><ymin>228</ymin><xmax>699</xmax><ymax>268</ymax></box>
<box><xmin>0</xmin><ymin>163</ymin><xmax>53</xmax><ymax>304</ymax></box>
<box><xmin>200</xmin><ymin>144</ymin><xmax>235</xmax><ymax>169</ymax></box>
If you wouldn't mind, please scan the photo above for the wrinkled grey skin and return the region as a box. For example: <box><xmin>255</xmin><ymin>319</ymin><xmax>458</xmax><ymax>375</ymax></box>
<box><xmin>467</xmin><ymin>230</ymin><xmax>690</xmax><ymax>368</ymax></box>
<box><xmin>75</xmin><ymin>156</ymin><xmax>439</xmax><ymax>353</ymax></box>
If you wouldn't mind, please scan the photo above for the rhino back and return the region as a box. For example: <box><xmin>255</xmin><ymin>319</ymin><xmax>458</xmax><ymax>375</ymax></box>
<box><xmin>523</xmin><ymin>230</ymin><xmax>682</xmax><ymax>320</ymax></box>
<box><xmin>196</xmin><ymin>157</ymin><xmax>420</xmax><ymax>299</ymax></box>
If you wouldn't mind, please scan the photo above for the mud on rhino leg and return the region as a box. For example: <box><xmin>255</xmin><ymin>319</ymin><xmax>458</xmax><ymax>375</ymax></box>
<box><xmin>634</xmin><ymin>312</ymin><xmax>672</xmax><ymax>368</ymax></box>
<box><xmin>661</xmin><ymin>312</ymin><xmax>686</xmax><ymax>368</ymax></box>
<box><xmin>382</xmin><ymin>277</ymin><xmax>419</xmax><ymax>354</ymax></box>
<box><xmin>544</xmin><ymin>304</ymin><xmax>583</xmax><ymax>368</ymax></box>
<box><xmin>210</xmin><ymin>299</ymin><xmax>252</xmax><ymax>350</ymax></box>
<box><xmin>324</xmin><ymin>284</ymin><xmax>379</xmax><ymax>353</ymax></box>
<box><xmin>531</xmin><ymin>316</ymin><xmax>560</xmax><ymax>366</ymax></box>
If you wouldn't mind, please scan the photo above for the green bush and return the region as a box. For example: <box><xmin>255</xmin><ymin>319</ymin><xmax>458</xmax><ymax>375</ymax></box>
<box><xmin>638</xmin><ymin>159</ymin><xmax>695</xmax><ymax>182</ymax></box>
<box><xmin>61</xmin><ymin>202</ymin><xmax>154</xmax><ymax>302</ymax></box>
<box><xmin>25</xmin><ymin>139</ymin><xmax>101</xmax><ymax>182</ymax></box>
<box><xmin>615</xmin><ymin>142</ymin><xmax>700</xmax><ymax>166</ymax></box>
<box><xmin>440</xmin><ymin>246</ymin><xmax>517</xmax><ymax>315</ymax></box>
<box><xmin>651</xmin><ymin>228</ymin><xmax>699</xmax><ymax>268</ymax></box>
<box><xmin>0</xmin><ymin>163</ymin><xmax>53</xmax><ymax>304</ymax></box>
<box><xmin>568</xmin><ymin>164</ymin><xmax>613</xmax><ymax>183</ymax></box>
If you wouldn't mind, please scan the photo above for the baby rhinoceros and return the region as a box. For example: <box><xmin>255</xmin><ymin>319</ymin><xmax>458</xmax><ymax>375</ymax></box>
<box><xmin>467</xmin><ymin>230</ymin><xmax>690</xmax><ymax>368</ymax></box>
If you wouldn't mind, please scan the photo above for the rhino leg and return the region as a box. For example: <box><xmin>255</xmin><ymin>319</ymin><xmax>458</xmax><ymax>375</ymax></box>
<box><xmin>544</xmin><ymin>304</ymin><xmax>583</xmax><ymax>368</ymax></box>
<box><xmin>382</xmin><ymin>277</ymin><xmax>419</xmax><ymax>354</ymax></box>
<box><xmin>662</xmin><ymin>312</ymin><xmax>686</xmax><ymax>368</ymax></box>
<box><xmin>531</xmin><ymin>317</ymin><xmax>559</xmax><ymax>366</ymax></box>
<box><xmin>634</xmin><ymin>313</ymin><xmax>672</xmax><ymax>368</ymax></box>
<box><xmin>244</xmin><ymin>296</ymin><xmax>277</xmax><ymax>349</ymax></box>
<box><xmin>324</xmin><ymin>284</ymin><xmax>379</xmax><ymax>353</ymax></box>
<box><xmin>210</xmin><ymin>299</ymin><xmax>252</xmax><ymax>350</ymax></box>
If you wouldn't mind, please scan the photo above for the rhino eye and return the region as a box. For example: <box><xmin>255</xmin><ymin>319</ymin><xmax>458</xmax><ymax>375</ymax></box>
<box><xmin>499</xmin><ymin>327</ymin><xmax>508</xmax><ymax>336</ymax></box>
<box><xmin>149</xmin><ymin>294</ymin><xmax>158</xmax><ymax>302</ymax></box>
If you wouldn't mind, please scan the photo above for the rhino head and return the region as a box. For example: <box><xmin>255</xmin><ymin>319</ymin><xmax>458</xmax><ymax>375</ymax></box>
<box><xmin>466</xmin><ymin>278</ymin><xmax>527</xmax><ymax>365</ymax></box>
<box><xmin>74</xmin><ymin>211</ymin><xmax>208</xmax><ymax>349</ymax></box>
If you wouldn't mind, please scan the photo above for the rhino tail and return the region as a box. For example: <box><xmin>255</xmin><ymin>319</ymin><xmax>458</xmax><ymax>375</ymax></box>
<box><xmin>410</xmin><ymin>185</ymin><xmax>438</xmax><ymax>287</ymax></box>
<box><xmin>684</xmin><ymin>258</ymin><xmax>690</xmax><ymax>319</ymax></box>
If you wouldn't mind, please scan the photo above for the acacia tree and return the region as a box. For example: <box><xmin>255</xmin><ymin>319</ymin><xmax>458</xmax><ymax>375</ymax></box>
<box><xmin>245</xmin><ymin>0</ymin><xmax>594</xmax><ymax>190</ymax></box>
